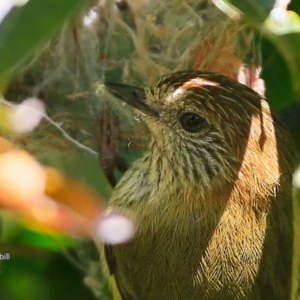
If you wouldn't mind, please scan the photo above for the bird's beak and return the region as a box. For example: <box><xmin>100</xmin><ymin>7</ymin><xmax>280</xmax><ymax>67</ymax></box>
<box><xmin>104</xmin><ymin>83</ymin><xmax>159</xmax><ymax>118</ymax></box>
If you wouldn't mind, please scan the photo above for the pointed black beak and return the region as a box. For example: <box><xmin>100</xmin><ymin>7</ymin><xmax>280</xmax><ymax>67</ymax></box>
<box><xmin>104</xmin><ymin>83</ymin><xmax>159</xmax><ymax>118</ymax></box>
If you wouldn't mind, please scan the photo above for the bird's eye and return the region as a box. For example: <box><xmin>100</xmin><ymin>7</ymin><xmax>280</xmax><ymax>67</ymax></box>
<box><xmin>179</xmin><ymin>113</ymin><xmax>205</xmax><ymax>133</ymax></box>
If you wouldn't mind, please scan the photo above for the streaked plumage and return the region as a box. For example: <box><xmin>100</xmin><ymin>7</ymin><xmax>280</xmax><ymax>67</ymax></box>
<box><xmin>101</xmin><ymin>71</ymin><xmax>298</xmax><ymax>299</ymax></box>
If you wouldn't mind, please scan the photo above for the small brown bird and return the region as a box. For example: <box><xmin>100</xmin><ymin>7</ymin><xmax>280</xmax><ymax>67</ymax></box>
<box><xmin>100</xmin><ymin>71</ymin><xmax>298</xmax><ymax>300</ymax></box>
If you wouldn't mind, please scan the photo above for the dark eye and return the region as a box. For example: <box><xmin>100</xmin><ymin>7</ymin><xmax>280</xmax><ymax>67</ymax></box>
<box><xmin>179</xmin><ymin>113</ymin><xmax>205</xmax><ymax>132</ymax></box>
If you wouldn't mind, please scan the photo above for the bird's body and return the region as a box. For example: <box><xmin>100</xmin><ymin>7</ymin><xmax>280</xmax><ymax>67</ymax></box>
<box><xmin>101</xmin><ymin>71</ymin><xmax>298</xmax><ymax>299</ymax></box>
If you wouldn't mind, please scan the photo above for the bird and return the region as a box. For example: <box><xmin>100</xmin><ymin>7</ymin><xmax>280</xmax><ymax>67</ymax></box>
<box><xmin>99</xmin><ymin>70</ymin><xmax>298</xmax><ymax>300</ymax></box>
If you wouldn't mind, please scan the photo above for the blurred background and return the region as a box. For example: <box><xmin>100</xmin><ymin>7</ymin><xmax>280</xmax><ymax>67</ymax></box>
<box><xmin>1</xmin><ymin>0</ymin><xmax>300</xmax><ymax>299</ymax></box>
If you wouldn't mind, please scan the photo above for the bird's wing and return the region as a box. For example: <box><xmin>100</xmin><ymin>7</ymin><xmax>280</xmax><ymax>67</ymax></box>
<box><xmin>104</xmin><ymin>244</ymin><xmax>134</xmax><ymax>300</ymax></box>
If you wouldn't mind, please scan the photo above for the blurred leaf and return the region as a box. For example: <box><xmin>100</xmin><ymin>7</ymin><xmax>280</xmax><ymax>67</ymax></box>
<box><xmin>0</xmin><ymin>254</ymin><xmax>49</xmax><ymax>300</ymax></box>
<box><xmin>1</xmin><ymin>214</ymin><xmax>76</xmax><ymax>252</ymax></box>
<box><xmin>265</xmin><ymin>32</ymin><xmax>300</xmax><ymax>95</ymax></box>
<box><xmin>260</xmin><ymin>38</ymin><xmax>294</xmax><ymax>109</ymax></box>
<box><xmin>0</xmin><ymin>0</ymin><xmax>88</xmax><ymax>92</ymax></box>
<box><xmin>226</xmin><ymin>0</ymin><xmax>275</xmax><ymax>23</ymax></box>
<box><xmin>17</xmin><ymin>229</ymin><xmax>77</xmax><ymax>251</ymax></box>
<box><xmin>47</xmin><ymin>254</ymin><xmax>96</xmax><ymax>300</ymax></box>
<box><xmin>225</xmin><ymin>0</ymin><xmax>300</xmax><ymax>97</ymax></box>
<box><xmin>289</xmin><ymin>1</ymin><xmax>300</xmax><ymax>14</ymax></box>
<box><xmin>279</xmin><ymin>102</ymin><xmax>300</xmax><ymax>150</ymax></box>
<box><xmin>263</xmin><ymin>9</ymin><xmax>300</xmax><ymax>95</ymax></box>
<box><xmin>265</xmin><ymin>10</ymin><xmax>300</xmax><ymax>35</ymax></box>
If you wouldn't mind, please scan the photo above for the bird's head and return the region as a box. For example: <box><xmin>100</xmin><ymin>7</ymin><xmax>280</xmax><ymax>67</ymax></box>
<box><xmin>105</xmin><ymin>71</ymin><xmax>266</xmax><ymax>188</ymax></box>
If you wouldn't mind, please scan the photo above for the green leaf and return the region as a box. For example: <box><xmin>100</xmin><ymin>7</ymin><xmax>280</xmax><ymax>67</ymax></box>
<box><xmin>225</xmin><ymin>0</ymin><xmax>275</xmax><ymax>23</ymax></box>
<box><xmin>0</xmin><ymin>0</ymin><xmax>88</xmax><ymax>92</ymax></box>
<box><xmin>265</xmin><ymin>32</ymin><xmax>300</xmax><ymax>96</ymax></box>
<box><xmin>260</xmin><ymin>38</ymin><xmax>294</xmax><ymax>109</ymax></box>
<box><xmin>263</xmin><ymin>10</ymin><xmax>300</xmax><ymax>95</ymax></box>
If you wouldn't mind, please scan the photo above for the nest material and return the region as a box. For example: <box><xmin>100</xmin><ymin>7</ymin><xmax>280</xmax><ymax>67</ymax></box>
<box><xmin>5</xmin><ymin>0</ymin><xmax>252</xmax><ymax>160</ymax></box>
<box><xmin>97</xmin><ymin>0</ymin><xmax>250</xmax><ymax>83</ymax></box>
<box><xmin>6</xmin><ymin>0</ymin><xmax>252</xmax><ymax>148</ymax></box>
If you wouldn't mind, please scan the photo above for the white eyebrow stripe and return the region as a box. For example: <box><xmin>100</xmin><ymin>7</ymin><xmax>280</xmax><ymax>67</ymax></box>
<box><xmin>173</xmin><ymin>87</ymin><xmax>185</xmax><ymax>97</ymax></box>
<box><xmin>165</xmin><ymin>87</ymin><xmax>185</xmax><ymax>103</ymax></box>
<box><xmin>165</xmin><ymin>78</ymin><xmax>220</xmax><ymax>104</ymax></box>
<box><xmin>182</xmin><ymin>78</ymin><xmax>220</xmax><ymax>89</ymax></box>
